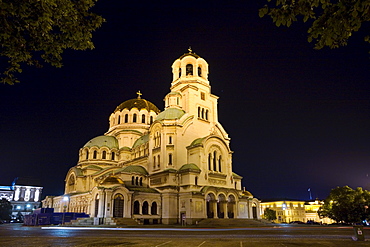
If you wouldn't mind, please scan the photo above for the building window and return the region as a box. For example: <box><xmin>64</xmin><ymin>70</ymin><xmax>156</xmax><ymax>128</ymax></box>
<box><xmin>213</xmin><ymin>151</ymin><xmax>217</xmax><ymax>171</ymax></box>
<box><xmin>186</xmin><ymin>64</ymin><xmax>193</xmax><ymax>75</ymax></box>
<box><xmin>93</xmin><ymin>151</ymin><xmax>97</xmax><ymax>159</ymax></box>
<box><xmin>136</xmin><ymin>177</ymin><xmax>139</xmax><ymax>186</ymax></box>
<box><xmin>111</xmin><ymin>152</ymin><xmax>115</xmax><ymax>160</ymax></box>
<box><xmin>140</xmin><ymin>177</ymin><xmax>143</xmax><ymax>186</ymax></box>
<box><xmin>133</xmin><ymin>201</ymin><xmax>140</xmax><ymax>214</ymax></box>
<box><xmin>157</xmin><ymin>155</ymin><xmax>160</xmax><ymax>168</ymax></box>
<box><xmin>85</xmin><ymin>150</ymin><xmax>89</xmax><ymax>160</ymax></box>
<box><xmin>198</xmin><ymin>107</ymin><xmax>200</xmax><ymax>118</ymax></box>
<box><xmin>218</xmin><ymin>156</ymin><xmax>222</xmax><ymax>172</ymax></box>
<box><xmin>205</xmin><ymin>110</ymin><xmax>208</xmax><ymax>120</ymax></box>
<box><xmin>117</xmin><ymin>116</ymin><xmax>121</xmax><ymax>124</ymax></box>
<box><xmin>201</xmin><ymin>92</ymin><xmax>205</xmax><ymax>100</ymax></box>
<box><xmin>169</xmin><ymin>136</ymin><xmax>172</xmax><ymax>144</ymax></box>
<box><xmin>195</xmin><ymin>176</ymin><xmax>198</xmax><ymax>186</ymax></box>
<box><xmin>168</xmin><ymin>153</ymin><xmax>172</xmax><ymax>165</ymax></box>
<box><xmin>133</xmin><ymin>114</ymin><xmax>137</xmax><ymax>123</ymax></box>
<box><xmin>201</xmin><ymin>108</ymin><xmax>204</xmax><ymax>118</ymax></box>
<box><xmin>151</xmin><ymin>202</ymin><xmax>157</xmax><ymax>215</ymax></box>
<box><xmin>131</xmin><ymin>176</ymin><xmax>135</xmax><ymax>185</ymax></box>
<box><xmin>142</xmin><ymin>114</ymin><xmax>145</xmax><ymax>123</ymax></box>
<box><xmin>142</xmin><ymin>201</ymin><xmax>149</xmax><ymax>215</ymax></box>
<box><xmin>198</xmin><ymin>66</ymin><xmax>202</xmax><ymax>77</ymax></box>
<box><xmin>153</xmin><ymin>156</ymin><xmax>156</xmax><ymax>168</ymax></box>
<box><xmin>179</xmin><ymin>68</ymin><xmax>181</xmax><ymax>78</ymax></box>
<box><xmin>150</xmin><ymin>116</ymin><xmax>153</xmax><ymax>124</ymax></box>
<box><xmin>124</xmin><ymin>114</ymin><xmax>128</xmax><ymax>123</ymax></box>
<box><xmin>208</xmin><ymin>153</ymin><xmax>212</xmax><ymax>170</ymax></box>
<box><xmin>102</xmin><ymin>151</ymin><xmax>106</xmax><ymax>159</ymax></box>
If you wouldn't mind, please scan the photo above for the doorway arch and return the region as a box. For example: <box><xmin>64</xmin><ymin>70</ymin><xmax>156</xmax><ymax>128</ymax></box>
<box><xmin>113</xmin><ymin>194</ymin><xmax>124</xmax><ymax>218</ymax></box>
<box><xmin>206</xmin><ymin>193</ymin><xmax>216</xmax><ymax>218</ymax></box>
<box><xmin>227</xmin><ymin>195</ymin><xmax>236</xmax><ymax>218</ymax></box>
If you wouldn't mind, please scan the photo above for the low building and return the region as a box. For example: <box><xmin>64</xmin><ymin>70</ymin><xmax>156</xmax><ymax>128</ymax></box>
<box><xmin>0</xmin><ymin>178</ymin><xmax>43</xmax><ymax>220</ymax></box>
<box><xmin>260</xmin><ymin>199</ymin><xmax>335</xmax><ymax>224</ymax></box>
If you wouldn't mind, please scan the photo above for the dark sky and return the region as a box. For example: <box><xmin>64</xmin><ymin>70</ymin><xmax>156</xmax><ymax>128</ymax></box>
<box><xmin>1</xmin><ymin>1</ymin><xmax>369</xmax><ymax>201</ymax></box>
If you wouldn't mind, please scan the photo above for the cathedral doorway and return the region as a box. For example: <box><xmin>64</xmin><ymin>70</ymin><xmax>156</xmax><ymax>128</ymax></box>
<box><xmin>227</xmin><ymin>195</ymin><xmax>235</xmax><ymax>218</ymax></box>
<box><xmin>206</xmin><ymin>193</ymin><xmax>216</xmax><ymax>218</ymax></box>
<box><xmin>217</xmin><ymin>194</ymin><xmax>226</xmax><ymax>218</ymax></box>
<box><xmin>94</xmin><ymin>194</ymin><xmax>99</xmax><ymax>217</ymax></box>
<box><xmin>113</xmin><ymin>194</ymin><xmax>124</xmax><ymax>218</ymax></box>
<box><xmin>252</xmin><ymin>203</ymin><xmax>257</xmax><ymax>219</ymax></box>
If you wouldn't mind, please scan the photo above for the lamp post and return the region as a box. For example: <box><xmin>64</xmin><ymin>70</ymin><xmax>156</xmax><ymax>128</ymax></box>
<box><xmin>62</xmin><ymin>196</ymin><xmax>69</xmax><ymax>225</ymax></box>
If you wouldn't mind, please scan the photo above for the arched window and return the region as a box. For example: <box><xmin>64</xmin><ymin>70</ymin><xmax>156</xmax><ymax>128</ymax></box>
<box><xmin>140</xmin><ymin>177</ymin><xmax>143</xmax><ymax>186</ymax></box>
<box><xmin>142</xmin><ymin>201</ymin><xmax>149</xmax><ymax>215</ymax></box>
<box><xmin>201</xmin><ymin>108</ymin><xmax>204</xmax><ymax>119</ymax></box>
<box><xmin>198</xmin><ymin>66</ymin><xmax>202</xmax><ymax>77</ymax></box>
<box><xmin>150</xmin><ymin>116</ymin><xmax>153</xmax><ymax>124</ymax></box>
<box><xmin>208</xmin><ymin>153</ymin><xmax>212</xmax><ymax>170</ymax></box>
<box><xmin>218</xmin><ymin>156</ymin><xmax>222</xmax><ymax>172</ymax></box>
<box><xmin>157</xmin><ymin>155</ymin><xmax>160</xmax><ymax>168</ymax></box>
<box><xmin>117</xmin><ymin>115</ymin><xmax>121</xmax><ymax>124</ymax></box>
<box><xmin>179</xmin><ymin>68</ymin><xmax>181</xmax><ymax>78</ymax></box>
<box><xmin>169</xmin><ymin>136</ymin><xmax>172</xmax><ymax>144</ymax></box>
<box><xmin>93</xmin><ymin>151</ymin><xmax>97</xmax><ymax>159</ymax></box>
<box><xmin>153</xmin><ymin>156</ymin><xmax>156</xmax><ymax>168</ymax></box>
<box><xmin>131</xmin><ymin>176</ymin><xmax>135</xmax><ymax>185</ymax></box>
<box><xmin>198</xmin><ymin>107</ymin><xmax>200</xmax><ymax>118</ymax></box>
<box><xmin>195</xmin><ymin>176</ymin><xmax>198</xmax><ymax>186</ymax></box>
<box><xmin>85</xmin><ymin>150</ymin><xmax>89</xmax><ymax>160</ymax></box>
<box><xmin>111</xmin><ymin>152</ymin><xmax>115</xmax><ymax>160</ymax></box>
<box><xmin>124</xmin><ymin>114</ymin><xmax>128</xmax><ymax>123</ymax></box>
<box><xmin>168</xmin><ymin>153</ymin><xmax>172</xmax><ymax>165</ymax></box>
<box><xmin>94</xmin><ymin>194</ymin><xmax>99</xmax><ymax>217</ymax></box>
<box><xmin>213</xmin><ymin>151</ymin><xmax>217</xmax><ymax>171</ymax></box>
<box><xmin>142</xmin><ymin>114</ymin><xmax>145</xmax><ymax>123</ymax></box>
<box><xmin>102</xmin><ymin>151</ymin><xmax>106</xmax><ymax>159</ymax></box>
<box><xmin>133</xmin><ymin>114</ymin><xmax>137</xmax><ymax>123</ymax></box>
<box><xmin>135</xmin><ymin>177</ymin><xmax>139</xmax><ymax>186</ymax></box>
<box><xmin>186</xmin><ymin>64</ymin><xmax>193</xmax><ymax>75</ymax></box>
<box><xmin>151</xmin><ymin>202</ymin><xmax>157</xmax><ymax>215</ymax></box>
<box><xmin>205</xmin><ymin>110</ymin><xmax>208</xmax><ymax>120</ymax></box>
<box><xmin>133</xmin><ymin>201</ymin><xmax>140</xmax><ymax>214</ymax></box>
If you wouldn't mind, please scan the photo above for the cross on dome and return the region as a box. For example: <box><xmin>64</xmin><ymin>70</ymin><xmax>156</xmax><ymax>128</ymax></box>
<box><xmin>136</xmin><ymin>90</ymin><xmax>142</xmax><ymax>99</ymax></box>
<box><xmin>188</xmin><ymin>47</ymin><xmax>192</xmax><ymax>53</ymax></box>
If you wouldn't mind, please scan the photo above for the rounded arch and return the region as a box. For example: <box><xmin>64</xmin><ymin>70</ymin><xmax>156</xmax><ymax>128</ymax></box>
<box><xmin>113</xmin><ymin>193</ymin><xmax>124</xmax><ymax>218</ymax></box>
<box><xmin>133</xmin><ymin>200</ymin><xmax>140</xmax><ymax>214</ymax></box>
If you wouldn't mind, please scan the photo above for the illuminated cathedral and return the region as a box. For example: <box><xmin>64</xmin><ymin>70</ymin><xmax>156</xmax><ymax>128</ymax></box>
<box><xmin>43</xmin><ymin>50</ymin><xmax>260</xmax><ymax>225</ymax></box>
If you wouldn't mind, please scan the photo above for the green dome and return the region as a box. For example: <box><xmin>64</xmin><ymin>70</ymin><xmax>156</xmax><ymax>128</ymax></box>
<box><xmin>156</xmin><ymin>108</ymin><xmax>185</xmax><ymax>121</ymax></box>
<box><xmin>179</xmin><ymin>163</ymin><xmax>200</xmax><ymax>171</ymax></box>
<box><xmin>133</xmin><ymin>134</ymin><xmax>149</xmax><ymax>148</ymax></box>
<box><xmin>84</xmin><ymin>136</ymin><xmax>118</xmax><ymax>149</ymax></box>
<box><xmin>114</xmin><ymin>98</ymin><xmax>160</xmax><ymax>113</ymax></box>
<box><xmin>190</xmin><ymin>137</ymin><xmax>205</xmax><ymax>147</ymax></box>
<box><xmin>121</xmin><ymin>165</ymin><xmax>148</xmax><ymax>175</ymax></box>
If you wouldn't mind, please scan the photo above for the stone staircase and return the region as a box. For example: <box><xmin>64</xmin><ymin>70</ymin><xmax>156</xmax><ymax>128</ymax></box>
<box><xmin>70</xmin><ymin>217</ymin><xmax>94</xmax><ymax>226</ymax></box>
<box><xmin>196</xmin><ymin>218</ymin><xmax>273</xmax><ymax>227</ymax></box>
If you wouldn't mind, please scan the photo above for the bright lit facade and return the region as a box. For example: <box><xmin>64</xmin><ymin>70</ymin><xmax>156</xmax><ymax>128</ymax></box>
<box><xmin>261</xmin><ymin>200</ymin><xmax>306</xmax><ymax>223</ymax></box>
<box><xmin>0</xmin><ymin>178</ymin><xmax>43</xmax><ymax>220</ymax></box>
<box><xmin>42</xmin><ymin>50</ymin><xmax>260</xmax><ymax>225</ymax></box>
<box><xmin>261</xmin><ymin>199</ymin><xmax>336</xmax><ymax>224</ymax></box>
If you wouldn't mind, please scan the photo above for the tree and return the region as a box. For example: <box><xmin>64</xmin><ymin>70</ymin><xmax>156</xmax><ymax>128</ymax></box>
<box><xmin>0</xmin><ymin>0</ymin><xmax>104</xmax><ymax>85</ymax></box>
<box><xmin>263</xmin><ymin>208</ymin><xmax>277</xmax><ymax>221</ymax></box>
<box><xmin>259</xmin><ymin>1</ymin><xmax>370</xmax><ymax>51</ymax></box>
<box><xmin>0</xmin><ymin>198</ymin><xmax>12</xmax><ymax>221</ymax></box>
<box><xmin>318</xmin><ymin>186</ymin><xmax>370</xmax><ymax>224</ymax></box>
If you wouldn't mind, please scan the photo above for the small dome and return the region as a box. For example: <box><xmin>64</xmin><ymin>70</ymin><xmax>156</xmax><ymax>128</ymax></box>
<box><xmin>156</xmin><ymin>108</ymin><xmax>185</xmax><ymax>121</ymax></box>
<box><xmin>121</xmin><ymin>165</ymin><xmax>148</xmax><ymax>175</ymax></box>
<box><xmin>114</xmin><ymin>98</ymin><xmax>160</xmax><ymax>114</ymax></box>
<box><xmin>179</xmin><ymin>163</ymin><xmax>201</xmax><ymax>171</ymax></box>
<box><xmin>132</xmin><ymin>134</ymin><xmax>149</xmax><ymax>148</ymax></box>
<box><xmin>83</xmin><ymin>136</ymin><xmax>118</xmax><ymax>149</ymax></box>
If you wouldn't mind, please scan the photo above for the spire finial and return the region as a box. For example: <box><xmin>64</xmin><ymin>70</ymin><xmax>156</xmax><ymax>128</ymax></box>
<box><xmin>188</xmin><ymin>46</ymin><xmax>192</xmax><ymax>53</ymax></box>
<box><xmin>136</xmin><ymin>90</ymin><xmax>142</xmax><ymax>99</ymax></box>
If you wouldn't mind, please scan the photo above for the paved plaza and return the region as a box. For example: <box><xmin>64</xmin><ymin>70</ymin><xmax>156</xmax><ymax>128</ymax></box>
<box><xmin>1</xmin><ymin>223</ymin><xmax>369</xmax><ymax>247</ymax></box>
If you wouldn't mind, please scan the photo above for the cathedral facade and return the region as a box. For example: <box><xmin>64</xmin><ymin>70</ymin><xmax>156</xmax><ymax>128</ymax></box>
<box><xmin>43</xmin><ymin>51</ymin><xmax>260</xmax><ymax>225</ymax></box>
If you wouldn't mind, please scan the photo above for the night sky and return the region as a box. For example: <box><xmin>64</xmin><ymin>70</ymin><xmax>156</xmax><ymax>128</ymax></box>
<box><xmin>1</xmin><ymin>1</ymin><xmax>369</xmax><ymax>201</ymax></box>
